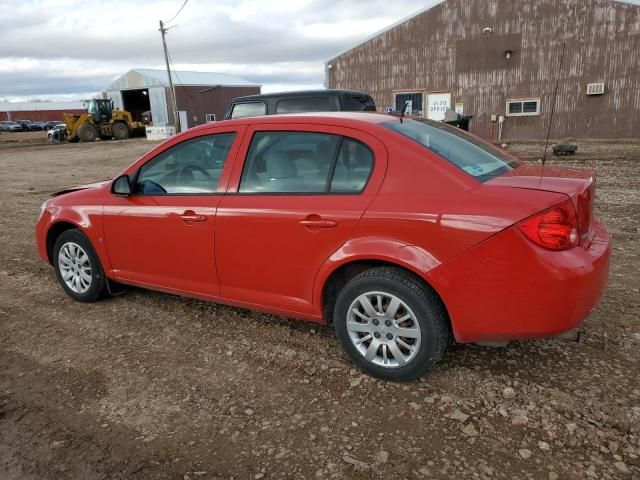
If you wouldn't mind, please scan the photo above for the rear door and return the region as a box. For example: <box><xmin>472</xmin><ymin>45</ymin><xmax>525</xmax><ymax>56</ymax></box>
<box><xmin>215</xmin><ymin>123</ymin><xmax>387</xmax><ymax>315</ymax></box>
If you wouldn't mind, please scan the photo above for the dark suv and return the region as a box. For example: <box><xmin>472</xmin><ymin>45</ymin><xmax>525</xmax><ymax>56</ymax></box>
<box><xmin>224</xmin><ymin>89</ymin><xmax>376</xmax><ymax>120</ymax></box>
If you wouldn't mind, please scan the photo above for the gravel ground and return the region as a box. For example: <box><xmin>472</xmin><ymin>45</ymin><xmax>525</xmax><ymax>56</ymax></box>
<box><xmin>0</xmin><ymin>133</ymin><xmax>638</xmax><ymax>479</ymax></box>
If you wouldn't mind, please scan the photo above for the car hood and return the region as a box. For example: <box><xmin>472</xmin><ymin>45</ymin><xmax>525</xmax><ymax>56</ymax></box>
<box><xmin>51</xmin><ymin>180</ymin><xmax>110</xmax><ymax>197</ymax></box>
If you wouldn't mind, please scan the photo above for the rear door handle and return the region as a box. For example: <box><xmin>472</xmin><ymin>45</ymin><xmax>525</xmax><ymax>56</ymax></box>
<box><xmin>299</xmin><ymin>218</ymin><xmax>337</xmax><ymax>228</ymax></box>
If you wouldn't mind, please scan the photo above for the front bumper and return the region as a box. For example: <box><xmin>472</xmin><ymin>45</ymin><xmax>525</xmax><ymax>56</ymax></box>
<box><xmin>35</xmin><ymin>210</ymin><xmax>52</xmax><ymax>264</ymax></box>
<box><xmin>426</xmin><ymin>220</ymin><xmax>611</xmax><ymax>343</ymax></box>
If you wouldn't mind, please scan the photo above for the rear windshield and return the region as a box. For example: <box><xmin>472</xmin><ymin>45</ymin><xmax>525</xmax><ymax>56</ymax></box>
<box><xmin>384</xmin><ymin>119</ymin><xmax>519</xmax><ymax>181</ymax></box>
<box><xmin>275</xmin><ymin>97</ymin><xmax>332</xmax><ymax>114</ymax></box>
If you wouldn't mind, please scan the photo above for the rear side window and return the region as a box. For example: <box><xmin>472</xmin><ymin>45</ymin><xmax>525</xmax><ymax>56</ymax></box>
<box><xmin>275</xmin><ymin>97</ymin><xmax>332</xmax><ymax>114</ymax></box>
<box><xmin>230</xmin><ymin>102</ymin><xmax>266</xmax><ymax>119</ymax></box>
<box><xmin>384</xmin><ymin>119</ymin><xmax>518</xmax><ymax>181</ymax></box>
<box><xmin>240</xmin><ymin>132</ymin><xmax>339</xmax><ymax>193</ymax></box>
<box><xmin>330</xmin><ymin>139</ymin><xmax>374</xmax><ymax>192</ymax></box>
<box><xmin>239</xmin><ymin>132</ymin><xmax>374</xmax><ymax>194</ymax></box>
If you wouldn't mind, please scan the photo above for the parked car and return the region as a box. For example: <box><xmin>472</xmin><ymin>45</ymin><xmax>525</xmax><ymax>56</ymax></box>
<box><xmin>29</xmin><ymin>121</ymin><xmax>45</xmax><ymax>131</ymax></box>
<box><xmin>17</xmin><ymin>120</ymin><xmax>44</xmax><ymax>131</ymax></box>
<box><xmin>47</xmin><ymin>123</ymin><xmax>67</xmax><ymax>140</ymax></box>
<box><xmin>35</xmin><ymin>113</ymin><xmax>610</xmax><ymax>380</ymax></box>
<box><xmin>43</xmin><ymin>120</ymin><xmax>65</xmax><ymax>130</ymax></box>
<box><xmin>0</xmin><ymin>121</ymin><xmax>23</xmax><ymax>132</ymax></box>
<box><xmin>224</xmin><ymin>89</ymin><xmax>376</xmax><ymax>120</ymax></box>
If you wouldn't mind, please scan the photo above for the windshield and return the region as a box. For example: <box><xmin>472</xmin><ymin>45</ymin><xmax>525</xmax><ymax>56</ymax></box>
<box><xmin>384</xmin><ymin>118</ymin><xmax>519</xmax><ymax>181</ymax></box>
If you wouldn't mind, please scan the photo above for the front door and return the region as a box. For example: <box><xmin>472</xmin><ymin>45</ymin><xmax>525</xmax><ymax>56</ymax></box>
<box><xmin>215</xmin><ymin>124</ymin><xmax>387</xmax><ymax>315</ymax></box>
<box><xmin>102</xmin><ymin>130</ymin><xmax>239</xmax><ymax>296</ymax></box>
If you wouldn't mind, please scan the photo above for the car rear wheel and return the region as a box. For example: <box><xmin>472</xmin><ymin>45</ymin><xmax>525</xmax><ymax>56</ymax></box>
<box><xmin>53</xmin><ymin>229</ymin><xmax>107</xmax><ymax>302</ymax></box>
<box><xmin>334</xmin><ymin>267</ymin><xmax>449</xmax><ymax>381</ymax></box>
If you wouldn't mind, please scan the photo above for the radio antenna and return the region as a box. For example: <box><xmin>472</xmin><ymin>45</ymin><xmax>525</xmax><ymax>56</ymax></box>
<box><xmin>542</xmin><ymin>41</ymin><xmax>566</xmax><ymax>166</ymax></box>
<box><xmin>400</xmin><ymin>101</ymin><xmax>410</xmax><ymax>123</ymax></box>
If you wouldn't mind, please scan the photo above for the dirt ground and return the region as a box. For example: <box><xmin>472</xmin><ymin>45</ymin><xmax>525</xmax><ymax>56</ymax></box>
<box><xmin>0</xmin><ymin>131</ymin><xmax>638</xmax><ymax>480</ymax></box>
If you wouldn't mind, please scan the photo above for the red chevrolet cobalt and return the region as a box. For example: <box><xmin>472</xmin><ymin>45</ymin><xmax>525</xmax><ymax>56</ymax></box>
<box><xmin>35</xmin><ymin>113</ymin><xmax>610</xmax><ymax>380</ymax></box>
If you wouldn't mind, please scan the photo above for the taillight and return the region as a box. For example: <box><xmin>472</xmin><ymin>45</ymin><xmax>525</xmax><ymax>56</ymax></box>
<box><xmin>518</xmin><ymin>200</ymin><xmax>579</xmax><ymax>250</ymax></box>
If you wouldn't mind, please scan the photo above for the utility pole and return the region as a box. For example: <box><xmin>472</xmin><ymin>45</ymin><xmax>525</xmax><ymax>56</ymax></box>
<box><xmin>159</xmin><ymin>20</ymin><xmax>180</xmax><ymax>133</ymax></box>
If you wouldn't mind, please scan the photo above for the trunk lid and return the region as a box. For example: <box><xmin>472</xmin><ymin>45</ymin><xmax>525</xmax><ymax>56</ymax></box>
<box><xmin>487</xmin><ymin>164</ymin><xmax>596</xmax><ymax>247</ymax></box>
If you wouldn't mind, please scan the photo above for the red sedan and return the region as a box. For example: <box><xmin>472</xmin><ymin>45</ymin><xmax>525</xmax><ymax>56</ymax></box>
<box><xmin>35</xmin><ymin>113</ymin><xmax>610</xmax><ymax>380</ymax></box>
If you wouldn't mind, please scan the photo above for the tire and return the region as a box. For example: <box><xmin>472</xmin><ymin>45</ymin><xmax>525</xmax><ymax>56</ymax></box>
<box><xmin>77</xmin><ymin>123</ymin><xmax>98</xmax><ymax>142</ymax></box>
<box><xmin>112</xmin><ymin>122</ymin><xmax>129</xmax><ymax>140</ymax></box>
<box><xmin>333</xmin><ymin>267</ymin><xmax>449</xmax><ymax>381</ymax></box>
<box><xmin>53</xmin><ymin>229</ymin><xmax>108</xmax><ymax>302</ymax></box>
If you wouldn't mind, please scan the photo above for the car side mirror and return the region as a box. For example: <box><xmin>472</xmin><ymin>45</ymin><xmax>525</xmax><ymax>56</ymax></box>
<box><xmin>112</xmin><ymin>175</ymin><xmax>132</xmax><ymax>195</ymax></box>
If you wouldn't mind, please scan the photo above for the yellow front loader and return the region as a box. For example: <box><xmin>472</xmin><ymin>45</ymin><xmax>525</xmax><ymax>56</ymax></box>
<box><xmin>63</xmin><ymin>99</ymin><xmax>145</xmax><ymax>142</ymax></box>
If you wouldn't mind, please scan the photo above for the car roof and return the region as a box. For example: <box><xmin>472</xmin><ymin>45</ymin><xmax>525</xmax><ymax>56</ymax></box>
<box><xmin>230</xmin><ymin>89</ymin><xmax>372</xmax><ymax>103</ymax></box>
<box><xmin>191</xmin><ymin>112</ymin><xmax>398</xmax><ymax>132</ymax></box>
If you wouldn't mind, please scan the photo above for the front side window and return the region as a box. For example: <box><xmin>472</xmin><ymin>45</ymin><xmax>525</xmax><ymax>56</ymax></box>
<box><xmin>135</xmin><ymin>133</ymin><xmax>236</xmax><ymax>195</ymax></box>
<box><xmin>384</xmin><ymin>119</ymin><xmax>519</xmax><ymax>181</ymax></box>
<box><xmin>275</xmin><ymin>97</ymin><xmax>332</xmax><ymax>114</ymax></box>
<box><xmin>230</xmin><ymin>102</ymin><xmax>266</xmax><ymax>119</ymax></box>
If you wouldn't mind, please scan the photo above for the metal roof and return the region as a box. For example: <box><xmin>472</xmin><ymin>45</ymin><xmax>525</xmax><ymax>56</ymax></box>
<box><xmin>0</xmin><ymin>101</ymin><xmax>84</xmax><ymax>112</ymax></box>
<box><xmin>326</xmin><ymin>1</ymin><xmax>446</xmax><ymax>62</ymax></box>
<box><xmin>106</xmin><ymin>68</ymin><xmax>260</xmax><ymax>91</ymax></box>
<box><xmin>326</xmin><ymin>0</ymin><xmax>640</xmax><ymax>62</ymax></box>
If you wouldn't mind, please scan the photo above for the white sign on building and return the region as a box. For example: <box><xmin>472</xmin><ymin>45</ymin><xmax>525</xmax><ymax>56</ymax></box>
<box><xmin>427</xmin><ymin>93</ymin><xmax>451</xmax><ymax>121</ymax></box>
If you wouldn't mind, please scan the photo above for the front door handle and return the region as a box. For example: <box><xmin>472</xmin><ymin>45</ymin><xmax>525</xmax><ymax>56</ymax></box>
<box><xmin>299</xmin><ymin>216</ymin><xmax>337</xmax><ymax>228</ymax></box>
<box><xmin>178</xmin><ymin>210</ymin><xmax>207</xmax><ymax>224</ymax></box>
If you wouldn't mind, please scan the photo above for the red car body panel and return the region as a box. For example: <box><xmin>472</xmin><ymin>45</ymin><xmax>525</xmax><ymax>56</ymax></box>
<box><xmin>35</xmin><ymin>112</ymin><xmax>611</xmax><ymax>343</ymax></box>
<box><xmin>425</xmin><ymin>220</ymin><xmax>610</xmax><ymax>342</ymax></box>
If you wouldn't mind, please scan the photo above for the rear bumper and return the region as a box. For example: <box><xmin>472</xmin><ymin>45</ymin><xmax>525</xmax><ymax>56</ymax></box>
<box><xmin>426</xmin><ymin>220</ymin><xmax>611</xmax><ymax>343</ymax></box>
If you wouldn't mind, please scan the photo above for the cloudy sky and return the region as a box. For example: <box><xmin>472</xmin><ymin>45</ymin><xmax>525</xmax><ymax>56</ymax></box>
<box><xmin>0</xmin><ymin>0</ymin><xmax>442</xmax><ymax>101</ymax></box>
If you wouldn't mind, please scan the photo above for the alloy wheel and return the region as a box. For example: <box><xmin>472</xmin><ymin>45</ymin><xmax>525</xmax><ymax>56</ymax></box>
<box><xmin>346</xmin><ymin>291</ymin><xmax>421</xmax><ymax>368</ymax></box>
<box><xmin>58</xmin><ymin>241</ymin><xmax>92</xmax><ymax>294</ymax></box>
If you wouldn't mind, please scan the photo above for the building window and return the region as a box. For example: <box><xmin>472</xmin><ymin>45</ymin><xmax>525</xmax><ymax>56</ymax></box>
<box><xmin>205</xmin><ymin>114</ymin><xmax>216</xmax><ymax>123</ymax></box>
<box><xmin>394</xmin><ymin>92</ymin><xmax>424</xmax><ymax>117</ymax></box>
<box><xmin>506</xmin><ymin>99</ymin><xmax>540</xmax><ymax>116</ymax></box>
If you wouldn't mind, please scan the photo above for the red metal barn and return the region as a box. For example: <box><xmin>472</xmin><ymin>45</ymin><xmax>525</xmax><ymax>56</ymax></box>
<box><xmin>325</xmin><ymin>0</ymin><xmax>640</xmax><ymax>141</ymax></box>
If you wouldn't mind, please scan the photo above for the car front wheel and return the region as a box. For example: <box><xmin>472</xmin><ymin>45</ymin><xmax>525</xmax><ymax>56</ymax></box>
<box><xmin>53</xmin><ymin>229</ymin><xmax>107</xmax><ymax>302</ymax></box>
<box><xmin>334</xmin><ymin>267</ymin><xmax>449</xmax><ymax>381</ymax></box>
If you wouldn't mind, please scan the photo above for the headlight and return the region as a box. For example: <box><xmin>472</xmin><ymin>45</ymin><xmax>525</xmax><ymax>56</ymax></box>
<box><xmin>37</xmin><ymin>202</ymin><xmax>47</xmax><ymax>222</ymax></box>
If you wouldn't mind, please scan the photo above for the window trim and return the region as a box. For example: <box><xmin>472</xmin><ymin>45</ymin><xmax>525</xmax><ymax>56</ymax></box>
<box><xmin>506</xmin><ymin>98</ymin><xmax>541</xmax><ymax>117</ymax></box>
<box><xmin>236</xmin><ymin>130</ymin><xmax>375</xmax><ymax>196</ymax></box>
<box><xmin>230</xmin><ymin>101</ymin><xmax>267</xmax><ymax>119</ymax></box>
<box><xmin>205</xmin><ymin>113</ymin><xmax>216</xmax><ymax>123</ymax></box>
<box><xmin>131</xmin><ymin>132</ymin><xmax>237</xmax><ymax>197</ymax></box>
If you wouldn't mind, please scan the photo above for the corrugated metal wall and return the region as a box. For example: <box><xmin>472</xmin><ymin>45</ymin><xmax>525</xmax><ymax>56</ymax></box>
<box><xmin>173</xmin><ymin>86</ymin><xmax>260</xmax><ymax>127</ymax></box>
<box><xmin>148</xmin><ymin>87</ymin><xmax>169</xmax><ymax>126</ymax></box>
<box><xmin>327</xmin><ymin>0</ymin><xmax>640</xmax><ymax>140</ymax></box>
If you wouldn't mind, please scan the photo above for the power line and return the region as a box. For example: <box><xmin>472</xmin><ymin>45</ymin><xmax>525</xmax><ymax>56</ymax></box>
<box><xmin>158</xmin><ymin>20</ymin><xmax>180</xmax><ymax>132</ymax></box>
<box><xmin>165</xmin><ymin>0</ymin><xmax>189</xmax><ymax>25</ymax></box>
<box><xmin>167</xmin><ymin>49</ymin><xmax>196</xmax><ymax>101</ymax></box>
